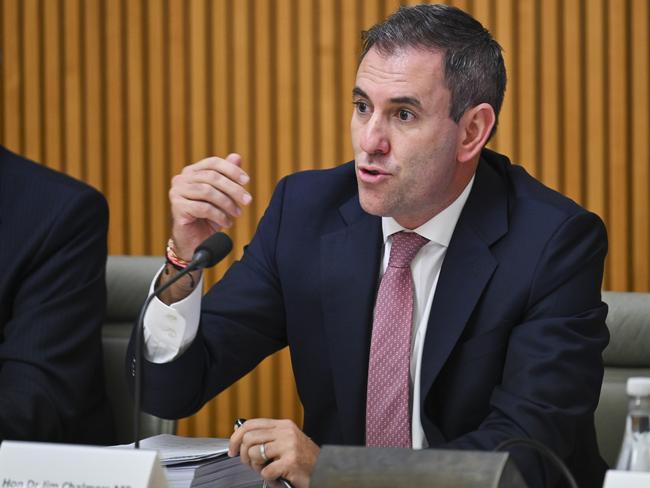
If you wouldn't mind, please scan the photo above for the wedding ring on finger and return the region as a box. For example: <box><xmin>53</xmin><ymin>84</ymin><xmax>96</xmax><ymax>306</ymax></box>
<box><xmin>260</xmin><ymin>442</ymin><xmax>269</xmax><ymax>463</ymax></box>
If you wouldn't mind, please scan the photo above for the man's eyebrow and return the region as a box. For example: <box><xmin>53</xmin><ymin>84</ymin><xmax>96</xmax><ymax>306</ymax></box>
<box><xmin>352</xmin><ymin>86</ymin><xmax>368</xmax><ymax>99</ymax></box>
<box><xmin>388</xmin><ymin>96</ymin><xmax>422</xmax><ymax>109</ymax></box>
<box><xmin>352</xmin><ymin>87</ymin><xmax>422</xmax><ymax>109</ymax></box>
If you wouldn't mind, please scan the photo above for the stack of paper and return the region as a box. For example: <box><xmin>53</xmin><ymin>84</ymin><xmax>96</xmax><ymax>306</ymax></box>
<box><xmin>166</xmin><ymin>455</ymin><xmax>262</xmax><ymax>488</ymax></box>
<box><xmin>118</xmin><ymin>434</ymin><xmax>263</xmax><ymax>488</ymax></box>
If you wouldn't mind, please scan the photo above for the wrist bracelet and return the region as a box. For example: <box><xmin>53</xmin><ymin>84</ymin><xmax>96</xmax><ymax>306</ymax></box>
<box><xmin>165</xmin><ymin>238</ymin><xmax>196</xmax><ymax>289</ymax></box>
<box><xmin>166</xmin><ymin>238</ymin><xmax>190</xmax><ymax>269</ymax></box>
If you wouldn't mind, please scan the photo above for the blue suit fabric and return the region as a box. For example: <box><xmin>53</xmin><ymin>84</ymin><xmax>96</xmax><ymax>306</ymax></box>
<box><xmin>135</xmin><ymin>149</ymin><xmax>609</xmax><ymax>487</ymax></box>
<box><xmin>0</xmin><ymin>146</ymin><xmax>114</xmax><ymax>444</ymax></box>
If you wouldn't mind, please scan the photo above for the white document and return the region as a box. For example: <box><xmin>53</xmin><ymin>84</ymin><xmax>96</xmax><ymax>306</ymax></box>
<box><xmin>115</xmin><ymin>433</ymin><xmax>230</xmax><ymax>465</ymax></box>
<box><xmin>113</xmin><ymin>434</ymin><xmax>262</xmax><ymax>488</ymax></box>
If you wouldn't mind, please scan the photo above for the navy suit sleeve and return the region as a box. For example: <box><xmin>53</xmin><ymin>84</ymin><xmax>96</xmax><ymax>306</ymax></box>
<box><xmin>443</xmin><ymin>211</ymin><xmax>609</xmax><ymax>488</ymax></box>
<box><xmin>132</xmin><ymin>178</ymin><xmax>289</xmax><ymax>419</ymax></box>
<box><xmin>0</xmin><ymin>187</ymin><xmax>110</xmax><ymax>443</ymax></box>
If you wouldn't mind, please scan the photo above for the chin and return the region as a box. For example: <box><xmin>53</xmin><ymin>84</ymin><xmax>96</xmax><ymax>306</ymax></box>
<box><xmin>359</xmin><ymin>193</ymin><xmax>390</xmax><ymax>217</ymax></box>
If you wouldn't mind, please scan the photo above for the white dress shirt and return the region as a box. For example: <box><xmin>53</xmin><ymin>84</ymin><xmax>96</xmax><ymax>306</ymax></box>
<box><xmin>143</xmin><ymin>176</ymin><xmax>474</xmax><ymax>448</ymax></box>
<box><xmin>379</xmin><ymin>176</ymin><xmax>474</xmax><ymax>448</ymax></box>
<box><xmin>143</xmin><ymin>274</ymin><xmax>204</xmax><ymax>363</ymax></box>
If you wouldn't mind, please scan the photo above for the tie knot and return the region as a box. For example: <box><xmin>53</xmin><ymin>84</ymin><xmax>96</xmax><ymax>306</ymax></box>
<box><xmin>388</xmin><ymin>231</ymin><xmax>429</xmax><ymax>268</ymax></box>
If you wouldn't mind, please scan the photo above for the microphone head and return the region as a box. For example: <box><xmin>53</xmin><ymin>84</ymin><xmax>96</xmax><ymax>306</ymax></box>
<box><xmin>192</xmin><ymin>232</ymin><xmax>233</xmax><ymax>269</ymax></box>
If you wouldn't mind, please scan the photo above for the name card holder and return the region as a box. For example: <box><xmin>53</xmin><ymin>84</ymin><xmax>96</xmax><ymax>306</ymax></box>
<box><xmin>0</xmin><ymin>441</ymin><xmax>168</xmax><ymax>488</ymax></box>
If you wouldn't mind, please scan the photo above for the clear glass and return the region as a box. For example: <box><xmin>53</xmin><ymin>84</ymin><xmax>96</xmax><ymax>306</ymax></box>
<box><xmin>616</xmin><ymin>395</ymin><xmax>650</xmax><ymax>471</ymax></box>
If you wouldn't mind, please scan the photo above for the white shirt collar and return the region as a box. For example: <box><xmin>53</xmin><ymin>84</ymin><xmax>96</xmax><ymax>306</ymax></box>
<box><xmin>381</xmin><ymin>175</ymin><xmax>475</xmax><ymax>247</ymax></box>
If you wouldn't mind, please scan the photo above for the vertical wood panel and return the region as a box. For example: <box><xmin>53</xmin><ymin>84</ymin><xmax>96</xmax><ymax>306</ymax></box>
<box><xmin>297</xmin><ymin>0</ymin><xmax>317</xmax><ymax>171</ymax></box>
<box><xmin>540</xmin><ymin>0</ymin><xmax>561</xmax><ymax>190</ymax></box>
<box><xmin>562</xmin><ymin>0</ymin><xmax>584</xmax><ymax>203</ymax></box>
<box><xmin>22</xmin><ymin>0</ymin><xmax>41</xmax><ymax>164</ymax></box>
<box><xmin>585</xmin><ymin>0</ymin><xmax>609</xmax><ymax>287</ymax></box>
<box><xmin>126</xmin><ymin>0</ymin><xmax>146</xmax><ymax>254</ymax></box>
<box><xmin>83</xmin><ymin>0</ymin><xmax>104</xmax><ymax>191</ymax></box>
<box><xmin>471</xmin><ymin>0</ymin><xmax>493</xmax><ymax>29</ymax></box>
<box><xmin>43</xmin><ymin>0</ymin><xmax>63</xmax><ymax>172</ymax></box>
<box><xmin>631</xmin><ymin>0</ymin><xmax>649</xmax><ymax>291</ymax></box>
<box><xmin>168</xmin><ymin>0</ymin><xmax>188</xmax><ymax>176</ymax></box>
<box><xmin>2</xmin><ymin>0</ymin><xmax>649</xmax><ymax>440</ymax></box>
<box><xmin>145</xmin><ymin>0</ymin><xmax>168</xmax><ymax>257</ymax></box>
<box><xmin>340</xmin><ymin>0</ymin><xmax>360</xmax><ymax>162</ymax></box>
<box><xmin>2</xmin><ymin>0</ymin><xmax>21</xmax><ymax>149</ymax></box>
<box><xmin>63</xmin><ymin>0</ymin><xmax>83</xmax><ymax>180</ymax></box>
<box><xmin>451</xmin><ymin>0</ymin><xmax>471</xmax><ymax>13</ymax></box>
<box><xmin>607</xmin><ymin>0</ymin><xmax>631</xmax><ymax>291</ymax></box>
<box><xmin>276</xmin><ymin>0</ymin><xmax>295</xmax><ymax>178</ymax></box>
<box><xmin>105</xmin><ymin>0</ymin><xmax>126</xmax><ymax>253</ymax></box>
<box><xmin>318</xmin><ymin>0</ymin><xmax>339</xmax><ymax>168</ymax></box>
<box><xmin>0</xmin><ymin>1</ymin><xmax>3</xmax><ymax>140</ymax></box>
<box><xmin>361</xmin><ymin>0</ymin><xmax>382</xmax><ymax>31</ymax></box>
<box><xmin>383</xmin><ymin>1</ymin><xmax>402</xmax><ymax>23</ymax></box>
<box><xmin>516</xmin><ymin>0</ymin><xmax>538</xmax><ymax>176</ymax></box>
<box><xmin>492</xmin><ymin>0</ymin><xmax>515</xmax><ymax>157</ymax></box>
<box><xmin>189</xmin><ymin>0</ymin><xmax>208</xmax><ymax>163</ymax></box>
<box><xmin>585</xmin><ymin>0</ymin><xmax>607</xmax><ymax>217</ymax></box>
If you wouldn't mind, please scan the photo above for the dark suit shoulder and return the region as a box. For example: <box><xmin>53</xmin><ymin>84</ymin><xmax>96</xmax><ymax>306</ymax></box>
<box><xmin>481</xmin><ymin>148</ymin><xmax>599</xmax><ymax>223</ymax></box>
<box><xmin>0</xmin><ymin>146</ymin><xmax>108</xmax><ymax>269</ymax></box>
<box><xmin>0</xmin><ymin>146</ymin><xmax>106</xmax><ymax>208</ymax></box>
<box><xmin>282</xmin><ymin>161</ymin><xmax>356</xmax><ymax>199</ymax></box>
<box><xmin>276</xmin><ymin>161</ymin><xmax>358</xmax><ymax>220</ymax></box>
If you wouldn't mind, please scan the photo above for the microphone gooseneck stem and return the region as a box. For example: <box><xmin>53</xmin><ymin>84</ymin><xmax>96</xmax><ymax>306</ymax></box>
<box><xmin>133</xmin><ymin>264</ymin><xmax>198</xmax><ymax>449</ymax></box>
<box><xmin>132</xmin><ymin>231</ymin><xmax>232</xmax><ymax>449</ymax></box>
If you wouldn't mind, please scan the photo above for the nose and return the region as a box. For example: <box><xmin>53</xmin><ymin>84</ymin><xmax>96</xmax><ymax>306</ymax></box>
<box><xmin>359</xmin><ymin>115</ymin><xmax>390</xmax><ymax>155</ymax></box>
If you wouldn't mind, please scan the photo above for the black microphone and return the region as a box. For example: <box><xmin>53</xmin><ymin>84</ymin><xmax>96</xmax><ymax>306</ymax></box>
<box><xmin>133</xmin><ymin>232</ymin><xmax>233</xmax><ymax>448</ymax></box>
<box><xmin>189</xmin><ymin>232</ymin><xmax>234</xmax><ymax>270</ymax></box>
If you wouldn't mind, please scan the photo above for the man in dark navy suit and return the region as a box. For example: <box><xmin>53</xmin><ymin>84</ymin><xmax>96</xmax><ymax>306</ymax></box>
<box><xmin>130</xmin><ymin>5</ymin><xmax>608</xmax><ymax>487</ymax></box>
<box><xmin>0</xmin><ymin>145</ymin><xmax>114</xmax><ymax>444</ymax></box>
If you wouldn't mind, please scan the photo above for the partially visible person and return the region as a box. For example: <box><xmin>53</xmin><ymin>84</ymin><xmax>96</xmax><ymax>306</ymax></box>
<box><xmin>0</xmin><ymin>145</ymin><xmax>114</xmax><ymax>444</ymax></box>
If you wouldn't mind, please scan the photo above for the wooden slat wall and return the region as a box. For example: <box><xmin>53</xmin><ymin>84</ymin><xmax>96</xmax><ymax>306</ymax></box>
<box><xmin>1</xmin><ymin>0</ymin><xmax>648</xmax><ymax>438</ymax></box>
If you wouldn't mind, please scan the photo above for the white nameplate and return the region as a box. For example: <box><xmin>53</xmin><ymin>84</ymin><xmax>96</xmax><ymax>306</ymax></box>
<box><xmin>603</xmin><ymin>469</ymin><xmax>650</xmax><ymax>488</ymax></box>
<box><xmin>0</xmin><ymin>441</ymin><xmax>168</xmax><ymax>488</ymax></box>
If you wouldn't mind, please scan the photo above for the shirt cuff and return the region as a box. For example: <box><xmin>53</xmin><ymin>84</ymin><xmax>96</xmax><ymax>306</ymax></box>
<box><xmin>142</xmin><ymin>265</ymin><xmax>203</xmax><ymax>363</ymax></box>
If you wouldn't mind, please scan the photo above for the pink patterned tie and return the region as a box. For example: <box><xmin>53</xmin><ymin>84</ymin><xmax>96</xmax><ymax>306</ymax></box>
<box><xmin>366</xmin><ymin>231</ymin><xmax>429</xmax><ymax>448</ymax></box>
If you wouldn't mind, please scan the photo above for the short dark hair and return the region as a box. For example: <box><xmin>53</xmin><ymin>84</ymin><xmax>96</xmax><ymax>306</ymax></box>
<box><xmin>360</xmin><ymin>4</ymin><xmax>506</xmax><ymax>139</ymax></box>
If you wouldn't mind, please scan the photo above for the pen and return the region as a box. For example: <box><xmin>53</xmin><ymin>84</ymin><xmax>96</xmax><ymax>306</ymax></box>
<box><xmin>232</xmin><ymin>418</ymin><xmax>294</xmax><ymax>488</ymax></box>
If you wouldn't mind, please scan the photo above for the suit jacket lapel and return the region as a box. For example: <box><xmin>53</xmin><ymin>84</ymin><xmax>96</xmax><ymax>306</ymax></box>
<box><xmin>419</xmin><ymin>156</ymin><xmax>509</xmax><ymax>435</ymax></box>
<box><xmin>320</xmin><ymin>195</ymin><xmax>382</xmax><ymax>445</ymax></box>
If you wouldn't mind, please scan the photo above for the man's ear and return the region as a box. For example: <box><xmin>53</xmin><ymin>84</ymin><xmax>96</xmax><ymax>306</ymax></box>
<box><xmin>456</xmin><ymin>103</ymin><xmax>495</xmax><ymax>163</ymax></box>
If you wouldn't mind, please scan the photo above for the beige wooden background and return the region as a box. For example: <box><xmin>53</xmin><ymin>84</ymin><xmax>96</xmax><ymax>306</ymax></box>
<box><xmin>1</xmin><ymin>0</ymin><xmax>648</xmax><ymax>438</ymax></box>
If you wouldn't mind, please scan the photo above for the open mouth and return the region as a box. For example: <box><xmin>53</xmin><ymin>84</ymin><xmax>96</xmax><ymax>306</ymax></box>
<box><xmin>360</xmin><ymin>165</ymin><xmax>389</xmax><ymax>176</ymax></box>
<box><xmin>358</xmin><ymin>165</ymin><xmax>391</xmax><ymax>183</ymax></box>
